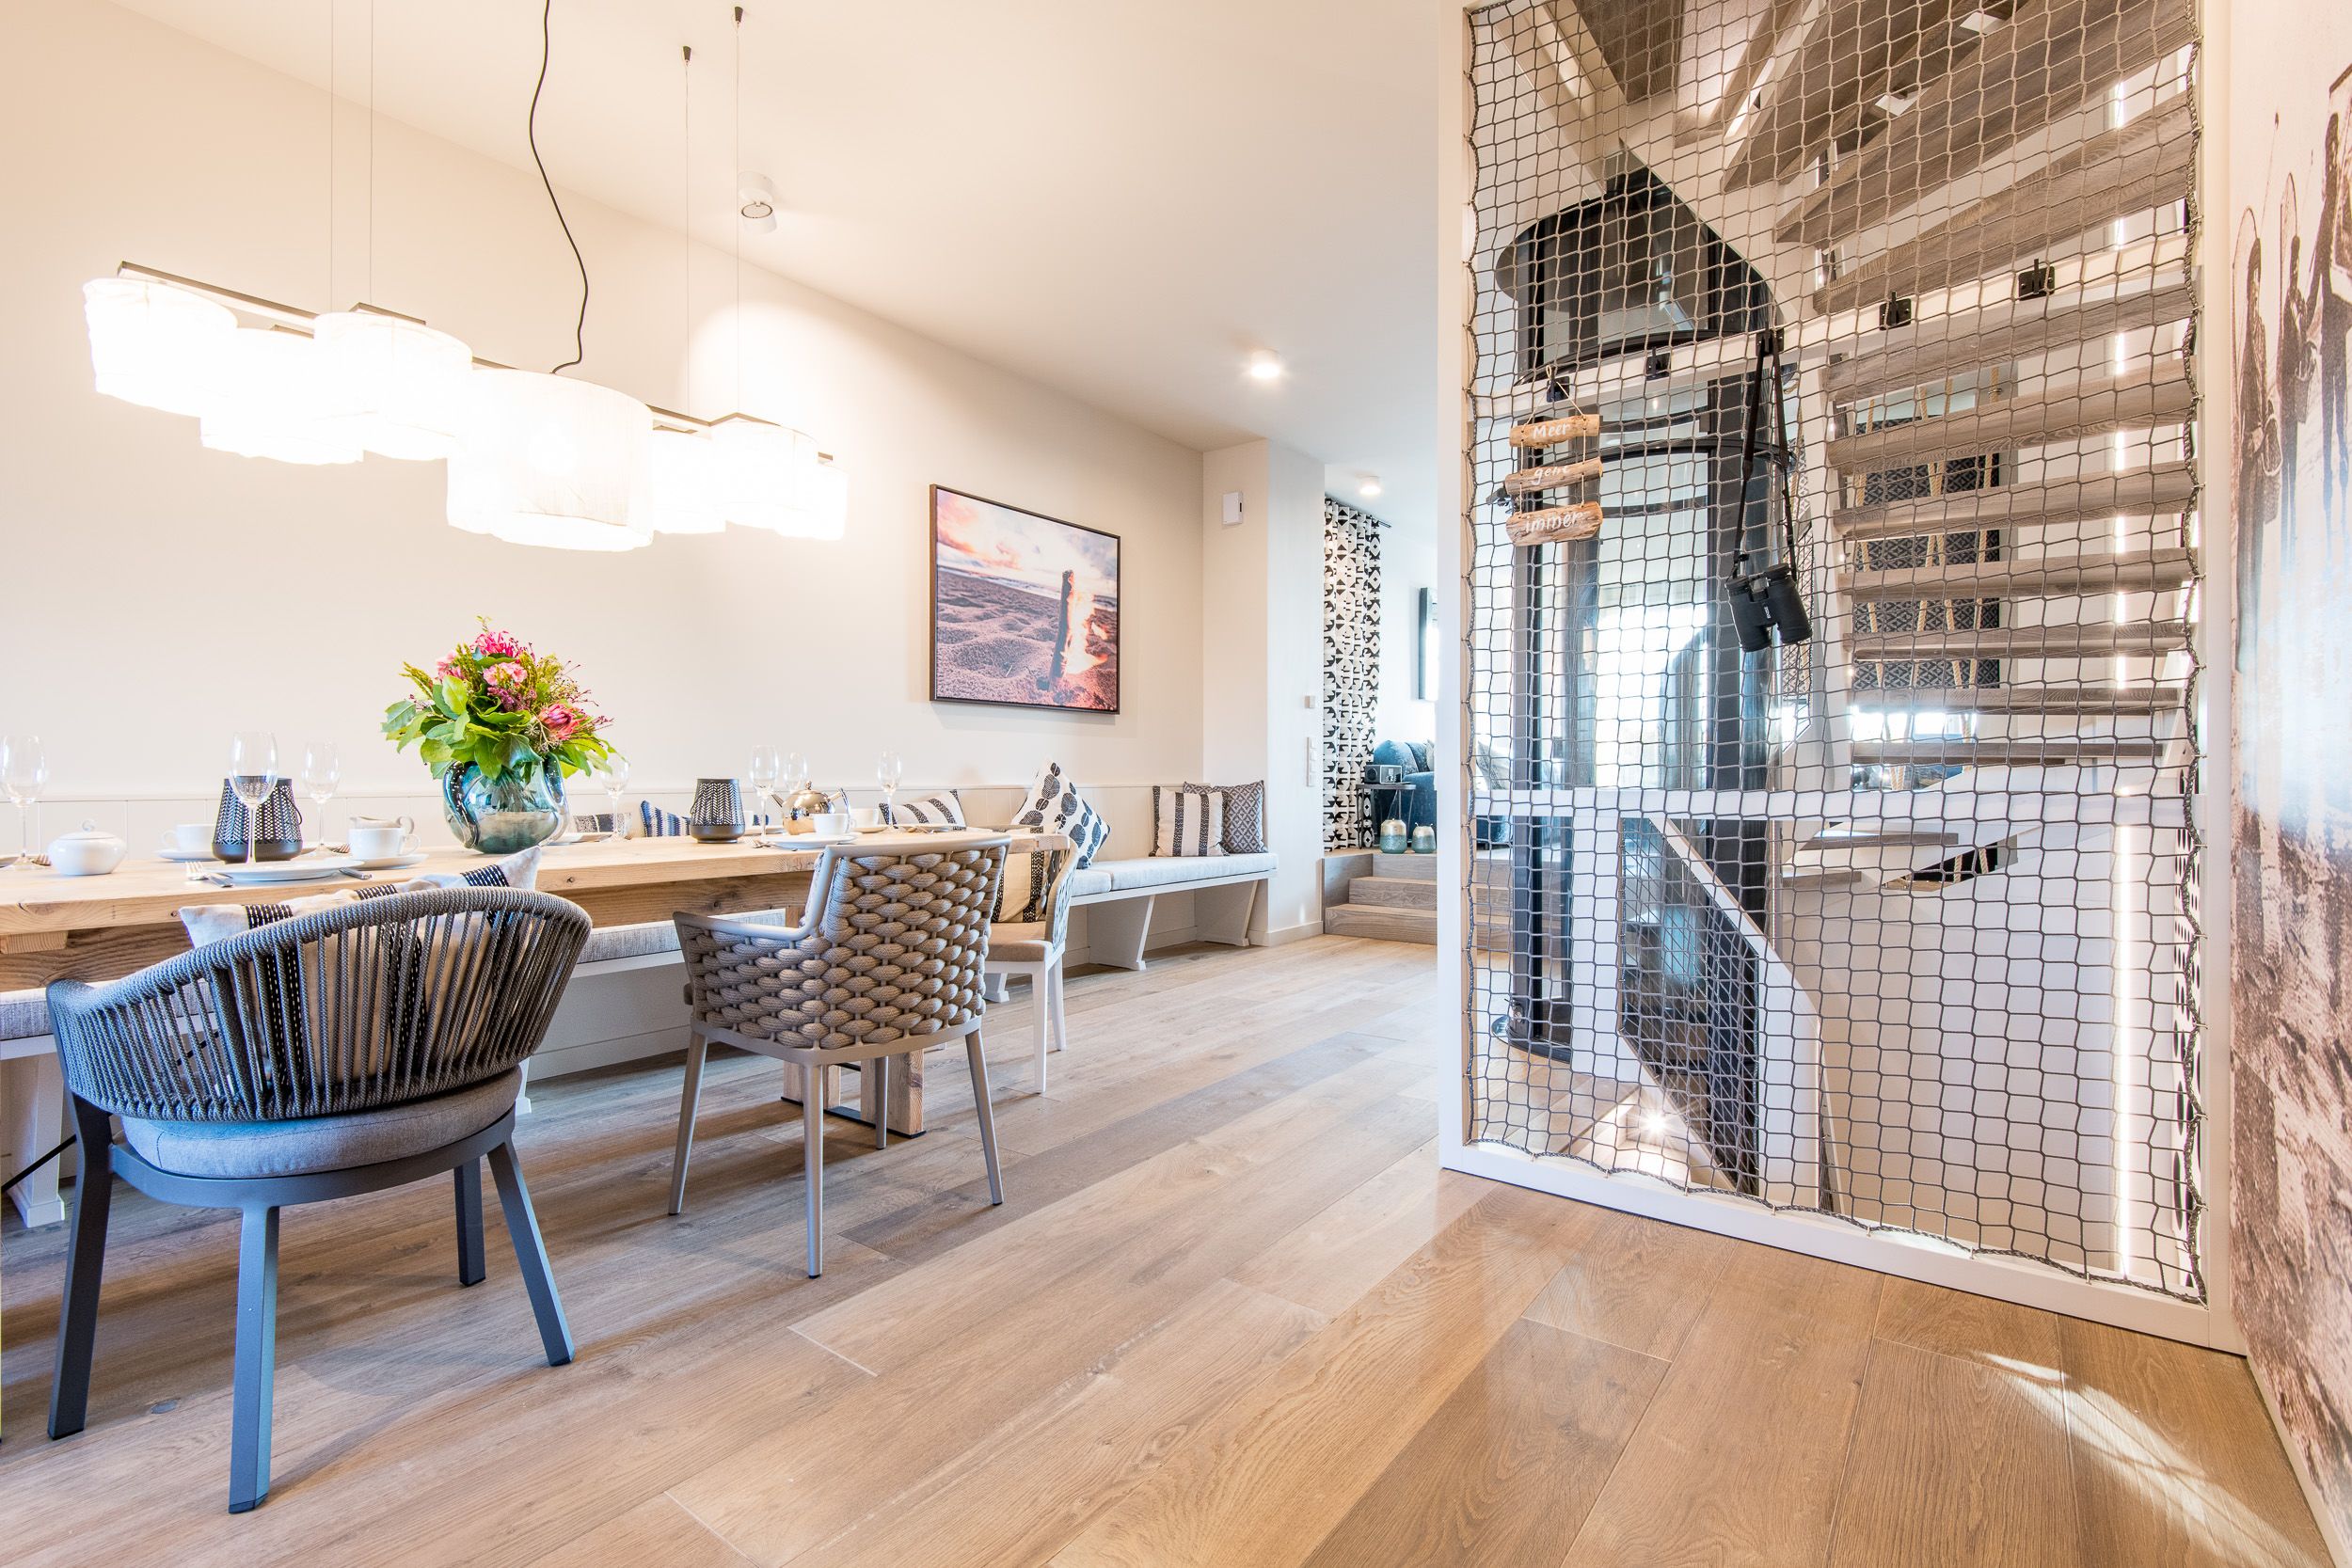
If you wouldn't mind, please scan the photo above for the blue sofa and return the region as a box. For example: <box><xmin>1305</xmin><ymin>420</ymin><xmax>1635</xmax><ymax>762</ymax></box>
<box><xmin>1369</xmin><ymin>739</ymin><xmax>1437</xmax><ymax>831</ymax></box>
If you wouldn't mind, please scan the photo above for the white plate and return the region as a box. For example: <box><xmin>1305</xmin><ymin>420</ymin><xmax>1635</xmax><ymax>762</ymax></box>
<box><xmin>353</xmin><ymin>851</ymin><xmax>430</xmax><ymax>872</ymax></box>
<box><xmin>157</xmin><ymin>847</ymin><xmax>220</xmax><ymax>863</ymax></box>
<box><xmin>213</xmin><ymin>855</ymin><xmax>359</xmax><ymax>885</ymax></box>
<box><xmin>801</xmin><ymin>833</ymin><xmax>859</xmax><ymax>847</ymax></box>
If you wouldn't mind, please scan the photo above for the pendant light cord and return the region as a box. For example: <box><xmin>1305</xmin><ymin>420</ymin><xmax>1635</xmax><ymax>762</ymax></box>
<box><xmin>531</xmin><ymin>0</ymin><xmax>589</xmax><ymax>373</ymax></box>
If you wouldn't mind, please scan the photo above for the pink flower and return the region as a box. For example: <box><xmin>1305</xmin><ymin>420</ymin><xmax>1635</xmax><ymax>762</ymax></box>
<box><xmin>538</xmin><ymin>703</ymin><xmax>581</xmax><ymax>740</ymax></box>
<box><xmin>473</xmin><ymin>627</ymin><xmax>523</xmax><ymax>659</ymax></box>
<box><xmin>484</xmin><ymin>660</ymin><xmax>531</xmax><ymax>708</ymax></box>
<box><xmin>434</xmin><ymin>657</ymin><xmax>459</xmax><ymax>681</ymax></box>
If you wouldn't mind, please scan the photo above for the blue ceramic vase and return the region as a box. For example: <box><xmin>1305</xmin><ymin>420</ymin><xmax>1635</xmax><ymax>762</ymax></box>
<box><xmin>441</xmin><ymin>760</ymin><xmax>566</xmax><ymax>854</ymax></box>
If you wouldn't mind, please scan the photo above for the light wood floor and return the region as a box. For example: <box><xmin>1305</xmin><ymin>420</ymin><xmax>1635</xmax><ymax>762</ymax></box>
<box><xmin>0</xmin><ymin>936</ymin><xmax>2328</xmax><ymax>1567</ymax></box>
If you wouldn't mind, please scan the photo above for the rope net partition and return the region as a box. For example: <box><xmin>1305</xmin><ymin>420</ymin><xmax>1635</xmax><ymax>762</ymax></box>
<box><xmin>1462</xmin><ymin>0</ymin><xmax>2204</xmax><ymax>1299</ymax></box>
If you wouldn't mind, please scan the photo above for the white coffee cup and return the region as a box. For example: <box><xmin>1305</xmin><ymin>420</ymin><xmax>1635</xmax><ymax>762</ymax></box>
<box><xmin>349</xmin><ymin>819</ymin><xmax>420</xmax><ymax>861</ymax></box>
<box><xmin>812</xmin><ymin>812</ymin><xmax>854</xmax><ymax>838</ymax></box>
<box><xmin>160</xmin><ymin>822</ymin><xmax>210</xmax><ymax>853</ymax></box>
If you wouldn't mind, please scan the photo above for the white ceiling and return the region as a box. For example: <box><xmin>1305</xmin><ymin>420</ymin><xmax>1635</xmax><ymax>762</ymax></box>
<box><xmin>111</xmin><ymin>0</ymin><xmax>1442</xmax><ymax>539</ymax></box>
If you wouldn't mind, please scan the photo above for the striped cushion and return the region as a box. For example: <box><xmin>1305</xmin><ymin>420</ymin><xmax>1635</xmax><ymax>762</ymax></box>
<box><xmin>882</xmin><ymin>791</ymin><xmax>965</xmax><ymax>827</ymax></box>
<box><xmin>1184</xmin><ymin>780</ymin><xmax>1265</xmax><ymax>854</ymax></box>
<box><xmin>1152</xmin><ymin>785</ymin><xmax>1227</xmax><ymax>858</ymax></box>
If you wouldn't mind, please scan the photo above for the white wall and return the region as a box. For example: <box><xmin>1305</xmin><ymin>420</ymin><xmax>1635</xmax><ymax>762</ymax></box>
<box><xmin>0</xmin><ymin>2</ymin><xmax>1204</xmax><ymax>814</ymax></box>
<box><xmin>1375</xmin><ymin>516</ymin><xmax>1438</xmax><ymax>744</ymax></box>
<box><xmin>1201</xmin><ymin>439</ymin><xmax>1324</xmax><ymax>939</ymax></box>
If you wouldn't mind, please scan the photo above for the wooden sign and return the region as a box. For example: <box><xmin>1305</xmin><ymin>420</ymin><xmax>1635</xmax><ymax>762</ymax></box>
<box><xmin>1503</xmin><ymin>457</ymin><xmax>1603</xmax><ymax>495</ymax></box>
<box><xmin>1505</xmin><ymin>502</ymin><xmax>1603</xmax><ymax>546</ymax></box>
<box><xmin>1507</xmin><ymin>413</ymin><xmax>1600</xmax><ymax>449</ymax></box>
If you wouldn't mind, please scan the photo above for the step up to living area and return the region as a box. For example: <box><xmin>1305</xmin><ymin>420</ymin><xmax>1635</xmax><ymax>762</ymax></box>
<box><xmin>1325</xmin><ymin>850</ymin><xmax>1441</xmax><ymax>945</ymax></box>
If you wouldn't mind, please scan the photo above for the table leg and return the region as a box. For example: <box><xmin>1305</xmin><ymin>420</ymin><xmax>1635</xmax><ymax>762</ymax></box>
<box><xmin>858</xmin><ymin>1049</ymin><xmax>925</xmax><ymax>1137</ymax></box>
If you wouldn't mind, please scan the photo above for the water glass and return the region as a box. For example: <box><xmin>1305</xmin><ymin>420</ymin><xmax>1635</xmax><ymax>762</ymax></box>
<box><xmin>749</xmin><ymin>745</ymin><xmax>781</xmax><ymax>842</ymax></box>
<box><xmin>876</xmin><ymin>750</ymin><xmax>904</xmax><ymax>823</ymax></box>
<box><xmin>599</xmin><ymin>754</ymin><xmax>632</xmax><ymax>824</ymax></box>
<box><xmin>1</xmin><ymin>734</ymin><xmax>46</xmax><ymax>870</ymax></box>
<box><xmin>301</xmin><ymin>738</ymin><xmax>341</xmax><ymax>852</ymax></box>
<box><xmin>228</xmin><ymin>731</ymin><xmax>278</xmax><ymax>871</ymax></box>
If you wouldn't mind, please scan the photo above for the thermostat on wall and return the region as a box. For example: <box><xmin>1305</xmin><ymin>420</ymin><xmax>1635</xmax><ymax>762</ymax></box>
<box><xmin>1221</xmin><ymin>491</ymin><xmax>1244</xmax><ymax>526</ymax></box>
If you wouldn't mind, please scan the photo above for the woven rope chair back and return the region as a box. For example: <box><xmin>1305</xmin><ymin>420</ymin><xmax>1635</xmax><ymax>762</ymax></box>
<box><xmin>680</xmin><ymin>841</ymin><xmax>1008</xmax><ymax>1053</ymax></box>
<box><xmin>43</xmin><ymin>887</ymin><xmax>591</xmax><ymax>1124</ymax></box>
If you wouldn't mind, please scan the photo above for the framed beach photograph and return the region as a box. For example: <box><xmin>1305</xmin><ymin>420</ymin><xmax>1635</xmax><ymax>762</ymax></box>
<box><xmin>930</xmin><ymin>484</ymin><xmax>1120</xmax><ymax>713</ymax></box>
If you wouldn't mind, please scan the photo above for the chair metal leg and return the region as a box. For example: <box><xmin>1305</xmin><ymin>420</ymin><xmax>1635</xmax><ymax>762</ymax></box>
<box><xmin>1029</xmin><ymin>970</ymin><xmax>1051</xmax><ymax>1092</ymax></box>
<box><xmin>803</xmin><ymin>1088</ymin><xmax>827</xmax><ymax>1277</ymax></box>
<box><xmin>486</xmin><ymin>1139</ymin><xmax>573</xmax><ymax>1367</ymax></box>
<box><xmin>669</xmin><ymin>1034</ymin><xmax>708</xmax><ymax>1216</ymax></box>
<box><xmin>47</xmin><ymin>1096</ymin><xmax>115</xmax><ymax>1440</ymax></box>
<box><xmin>228</xmin><ymin>1205</ymin><xmax>280</xmax><ymax>1513</ymax></box>
<box><xmin>965</xmin><ymin>1031</ymin><xmax>1004</xmax><ymax>1206</ymax></box>
<box><xmin>455</xmin><ymin>1161</ymin><xmax>486</xmax><ymax>1286</ymax></box>
<box><xmin>871</xmin><ymin>1055</ymin><xmax>889</xmax><ymax>1150</ymax></box>
<box><xmin>1048</xmin><ymin>960</ymin><xmax>1069</xmax><ymax>1053</ymax></box>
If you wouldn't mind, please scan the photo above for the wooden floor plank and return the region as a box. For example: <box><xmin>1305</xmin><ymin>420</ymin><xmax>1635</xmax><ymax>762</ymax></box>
<box><xmin>526</xmin><ymin>1495</ymin><xmax>762</xmax><ymax>1568</ymax></box>
<box><xmin>1228</xmin><ymin>1139</ymin><xmax>1486</xmax><ymax>1319</ymax></box>
<box><xmin>1560</xmin><ymin>1257</ymin><xmax>1883</xmax><ymax>1568</ymax></box>
<box><xmin>1872</xmin><ymin>1275</ymin><xmax>2064</xmax><ymax>1371</ymax></box>
<box><xmin>2059</xmin><ymin>1318</ymin><xmax>2331</xmax><ymax>1568</ymax></box>
<box><xmin>1297</xmin><ymin>1317</ymin><xmax>1663</xmax><ymax>1568</ymax></box>
<box><xmin>1521</xmin><ymin>1204</ymin><xmax>1739</xmax><ymax>1361</ymax></box>
<box><xmin>800</xmin><ymin>1279</ymin><xmax>1327</xmax><ymax>1568</ymax></box>
<box><xmin>1827</xmin><ymin>1338</ymin><xmax>2079</xmax><ymax>1567</ymax></box>
<box><xmin>1043</xmin><ymin>1185</ymin><xmax>1604</xmax><ymax>1568</ymax></box>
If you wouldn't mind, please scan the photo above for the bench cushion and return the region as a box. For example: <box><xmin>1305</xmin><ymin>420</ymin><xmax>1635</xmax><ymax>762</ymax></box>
<box><xmin>121</xmin><ymin>1069</ymin><xmax>522</xmax><ymax>1180</ymax></box>
<box><xmin>1</xmin><ymin>990</ymin><xmax>49</xmax><ymax>1041</ymax></box>
<box><xmin>579</xmin><ymin>922</ymin><xmax>683</xmax><ymax>964</ymax></box>
<box><xmin>1098</xmin><ymin>852</ymin><xmax>1277</xmax><ymax>894</ymax></box>
<box><xmin>986</xmin><ymin>920</ymin><xmax>1059</xmax><ymax>965</ymax></box>
<box><xmin>1068</xmin><ymin>867</ymin><xmax>1113</xmax><ymax>898</ymax></box>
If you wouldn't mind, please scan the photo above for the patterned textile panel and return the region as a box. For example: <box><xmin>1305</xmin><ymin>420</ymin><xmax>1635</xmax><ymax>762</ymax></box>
<box><xmin>1322</xmin><ymin>497</ymin><xmax>1382</xmax><ymax>850</ymax></box>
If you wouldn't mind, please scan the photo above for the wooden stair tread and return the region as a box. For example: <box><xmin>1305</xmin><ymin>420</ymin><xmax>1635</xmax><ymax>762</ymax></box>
<box><xmin>1773</xmin><ymin>0</ymin><xmax>2193</xmax><ymax>248</ymax></box>
<box><xmin>1324</xmin><ymin>903</ymin><xmax>1438</xmax><ymax>944</ymax></box>
<box><xmin>1826</xmin><ymin>365</ymin><xmax>2191</xmax><ymax>474</ymax></box>
<box><xmin>1853</xmin><ymin>737</ymin><xmax>2169</xmax><ymax>765</ymax></box>
<box><xmin>1850</xmin><ymin>621</ymin><xmax>2190</xmax><ymax>658</ymax></box>
<box><xmin>1346</xmin><ymin>875</ymin><xmax>1440</xmax><ymax>911</ymax></box>
<box><xmin>1851</xmin><ymin>685</ymin><xmax>2183</xmax><ymax>715</ymax></box>
<box><xmin>1802</xmin><ymin>827</ymin><xmax>1963</xmax><ymax>849</ymax></box>
<box><xmin>1371</xmin><ymin>851</ymin><xmax>1438</xmax><ymax>881</ymax></box>
<box><xmin>1832</xmin><ymin>464</ymin><xmax>2194</xmax><ymax>540</ymax></box>
<box><xmin>1780</xmin><ymin>869</ymin><xmax>1870</xmax><ymax>891</ymax></box>
<box><xmin>1813</xmin><ymin>94</ymin><xmax>2195</xmax><ymax>316</ymax></box>
<box><xmin>1840</xmin><ymin>550</ymin><xmax>2194</xmax><ymax>598</ymax></box>
<box><xmin>1823</xmin><ymin>280</ymin><xmax>2193</xmax><ymax>404</ymax></box>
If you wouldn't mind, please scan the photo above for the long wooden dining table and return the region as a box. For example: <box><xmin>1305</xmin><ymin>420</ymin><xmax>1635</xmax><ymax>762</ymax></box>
<box><xmin>0</xmin><ymin>827</ymin><xmax>1061</xmax><ymax>1136</ymax></box>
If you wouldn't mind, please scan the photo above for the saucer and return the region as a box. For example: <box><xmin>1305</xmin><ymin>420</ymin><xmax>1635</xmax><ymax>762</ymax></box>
<box><xmin>157</xmin><ymin>847</ymin><xmax>221</xmax><ymax>863</ymax></box>
<box><xmin>353</xmin><ymin>850</ymin><xmax>430</xmax><ymax>872</ymax></box>
<box><xmin>801</xmin><ymin>833</ymin><xmax>859</xmax><ymax>847</ymax></box>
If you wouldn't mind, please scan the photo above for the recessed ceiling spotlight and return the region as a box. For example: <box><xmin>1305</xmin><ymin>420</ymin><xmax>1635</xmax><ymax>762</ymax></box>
<box><xmin>1358</xmin><ymin>476</ymin><xmax>1383</xmax><ymax>499</ymax></box>
<box><xmin>739</xmin><ymin>171</ymin><xmax>778</xmax><ymax>233</ymax></box>
<box><xmin>1958</xmin><ymin>9</ymin><xmax>2002</xmax><ymax>32</ymax></box>
<box><xmin>1245</xmin><ymin>350</ymin><xmax>1283</xmax><ymax>383</ymax></box>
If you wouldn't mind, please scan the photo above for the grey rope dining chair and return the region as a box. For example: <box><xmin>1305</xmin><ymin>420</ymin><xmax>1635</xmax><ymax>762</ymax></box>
<box><xmin>42</xmin><ymin>886</ymin><xmax>591</xmax><ymax>1513</ymax></box>
<box><xmin>667</xmin><ymin>833</ymin><xmax>1009</xmax><ymax>1276</ymax></box>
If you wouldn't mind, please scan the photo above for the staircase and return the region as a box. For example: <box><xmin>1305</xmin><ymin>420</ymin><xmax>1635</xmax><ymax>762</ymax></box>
<box><xmin>1326</xmin><ymin>852</ymin><xmax>1438</xmax><ymax>943</ymax></box>
<box><xmin>1804</xmin><ymin>6</ymin><xmax>2198</xmax><ymax>793</ymax></box>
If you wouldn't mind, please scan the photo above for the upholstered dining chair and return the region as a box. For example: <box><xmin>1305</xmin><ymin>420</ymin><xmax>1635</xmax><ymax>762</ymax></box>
<box><xmin>984</xmin><ymin>846</ymin><xmax>1076</xmax><ymax>1091</ymax></box>
<box><xmin>667</xmin><ymin>833</ymin><xmax>1009</xmax><ymax>1277</ymax></box>
<box><xmin>42</xmin><ymin>887</ymin><xmax>590</xmax><ymax>1513</ymax></box>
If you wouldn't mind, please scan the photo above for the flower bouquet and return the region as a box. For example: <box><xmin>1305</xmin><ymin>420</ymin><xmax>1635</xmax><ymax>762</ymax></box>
<box><xmin>383</xmin><ymin>621</ymin><xmax>620</xmax><ymax>852</ymax></box>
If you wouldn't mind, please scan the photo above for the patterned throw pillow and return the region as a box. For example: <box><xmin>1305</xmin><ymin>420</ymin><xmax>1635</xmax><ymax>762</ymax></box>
<box><xmin>993</xmin><ymin>846</ymin><xmax>1070</xmax><ymax>927</ymax></box>
<box><xmin>1152</xmin><ymin>785</ymin><xmax>1227</xmax><ymax>858</ymax></box>
<box><xmin>882</xmin><ymin>791</ymin><xmax>965</xmax><ymax>827</ymax></box>
<box><xmin>1011</xmin><ymin>761</ymin><xmax>1109</xmax><ymax>868</ymax></box>
<box><xmin>1184</xmin><ymin>780</ymin><xmax>1266</xmax><ymax>854</ymax></box>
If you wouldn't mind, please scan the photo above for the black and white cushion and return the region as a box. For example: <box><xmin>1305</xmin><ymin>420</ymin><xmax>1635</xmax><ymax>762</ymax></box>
<box><xmin>1152</xmin><ymin>784</ymin><xmax>1228</xmax><ymax>858</ymax></box>
<box><xmin>882</xmin><ymin>791</ymin><xmax>965</xmax><ymax>827</ymax></box>
<box><xmin>1011</xmin><ymin>761</ymin><xmax>1109</xmax><ymax>868</ymax></box>
<box><xmin>1185</xmin><ymin>780</ymin><xmax>1266</xmax><ymax>854</ymax></box>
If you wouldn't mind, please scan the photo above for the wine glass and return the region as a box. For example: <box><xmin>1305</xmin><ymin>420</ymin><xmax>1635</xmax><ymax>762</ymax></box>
<box><xmin>1</xmin><ymin>735</ymin><xmax>46</xmax><ymax>871</ymax></box>
<box><xmin>227</xmin><ymin>731</ymin><xmax>278</xmax><ymax>872</ymax></box>
<box><xmin>748</xmin><ymin>745</ymin><xmax>781</xmax><ymax>843</ymax></box>
<box><xmin>782</xmin><ymin>751</ymin><xmax>810</xmax><ymax>821</ymax></box>
<box><xmin>300</xmin><ymin>738</ymin><xmax>341</xmax><ymax>853</ymax></box>
<box><xmin>876</xmin><ymin>750</ymin><xmax>904</xmax><ymax>826</ymax></box>
<box><xmin>599</xmin><ymin>754</ymin><xmax>631</xmax><ymax>832</ymax></box>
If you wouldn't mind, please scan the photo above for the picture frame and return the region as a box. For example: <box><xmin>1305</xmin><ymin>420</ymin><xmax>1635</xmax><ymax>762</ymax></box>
<box><xmin>929</xmin><ymin>484</ymin><xmax>1121</xmax><ymax>714</ymax></box>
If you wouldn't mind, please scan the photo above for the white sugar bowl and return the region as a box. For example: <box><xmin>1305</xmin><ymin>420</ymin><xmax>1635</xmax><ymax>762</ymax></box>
<box><xmin>47</xmin><ymin>820</ymin><xmax>128</xmax><ymax>877</ymax></box>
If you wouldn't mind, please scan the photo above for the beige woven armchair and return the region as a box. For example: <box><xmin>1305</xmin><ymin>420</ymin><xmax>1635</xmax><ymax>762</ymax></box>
<box><xmin>668</xmin><ymin>834</ymin><xmax>1009</xmax><ymax>1275</ymax></box>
